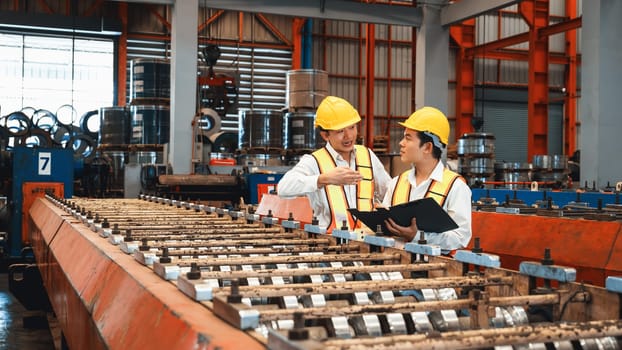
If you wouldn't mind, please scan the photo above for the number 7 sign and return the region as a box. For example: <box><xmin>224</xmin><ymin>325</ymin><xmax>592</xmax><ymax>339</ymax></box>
<box><xmin>38</xmin><ymin>152</ymin><xmax>51</xmax><ymax>175</ymax></box>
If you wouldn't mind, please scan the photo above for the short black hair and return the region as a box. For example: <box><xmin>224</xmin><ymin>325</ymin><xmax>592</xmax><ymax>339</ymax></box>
<box><xmin>417</xmin><ymin>131</ymin><xmax>444</xmax><ymax>159</ymax></box>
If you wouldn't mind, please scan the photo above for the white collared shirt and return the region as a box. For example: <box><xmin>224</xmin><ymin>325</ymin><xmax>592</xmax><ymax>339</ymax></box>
<box><xmin>382</xmin><ymin>160</ymin><xmax>472</xmax><ymax>250</ymax></box>
<box><xmin>278</xmin><ymin>143</ymin><xmax>391</xmax><ymax>228</ymax></box>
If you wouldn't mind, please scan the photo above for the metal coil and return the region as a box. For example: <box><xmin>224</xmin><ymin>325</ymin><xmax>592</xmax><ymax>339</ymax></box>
<box><xmin>5</xmin><ymin>111</ymin><xmax>32</xmax><ymax>136</ymax></box>
<box><xmin>31</xmin><ymin>109</ymin><xmax>57</xmax><ymax>132</ymax></box>
<box><xmin>79</xmin><ymin>109</ymin><xmax>99</xmax><ymax>141</ymax></box>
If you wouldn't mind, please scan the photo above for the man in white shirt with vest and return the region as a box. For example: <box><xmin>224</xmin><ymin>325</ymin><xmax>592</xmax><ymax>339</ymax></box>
<box><xmin>278</xmin><ymin>96</ymin><xmax>391</xmax><ymax>232</ymax></box>
<box><xmin>382</xmin><ymin>106</ymin><xmax>472</xmax><ymax>253</ymax></box>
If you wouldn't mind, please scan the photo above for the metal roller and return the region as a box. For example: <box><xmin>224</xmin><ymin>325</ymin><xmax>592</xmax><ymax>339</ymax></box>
<box><xmin>43</xmin><ymin>194</ymin><xmax>622</xmax><ymax>350</ymax></box>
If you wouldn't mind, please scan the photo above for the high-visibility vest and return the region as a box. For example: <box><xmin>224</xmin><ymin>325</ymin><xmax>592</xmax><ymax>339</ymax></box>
<box><xmin>312</xmin><ymin>145</ymin><xmax>374</xmax><ymax>232</ymax></box>
<box><xmin>391</xmin><ymin>166</ymin><xmax>464</xmax><ymax>208</ymax></box>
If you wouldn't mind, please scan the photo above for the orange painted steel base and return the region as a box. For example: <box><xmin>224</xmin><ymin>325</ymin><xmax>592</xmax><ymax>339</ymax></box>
<box><xmin>29</xmin><ymin>199</ymin><xmax>263</xmax><ymax>350</ymax></box>
<box><xmin>470</xmin><ymin>211</ymin><xmax>622</xmax><ymax>287</ymax></box>
<box><xmin>22</xmin><ymin>182</ymin><xmax>64</xmax><ymax>246</ymax></box>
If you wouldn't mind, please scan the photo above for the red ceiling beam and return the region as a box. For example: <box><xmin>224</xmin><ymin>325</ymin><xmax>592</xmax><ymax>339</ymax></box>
<box><xmin>147</xmin><ymin>4</ymin><xmax>171</xmax><ymax>32</ymax></box>
<box><xmin>466</xmin><ymin>16</ymin><xmax>582</xmax><ymax>59</ymax></box>
<box><xmin>197</xmin><ymin>9</ymin><xmax>224</xmax><ymax>34</ymax></box>
<box><xmin>474</xmin><ymin>49</ymin><xmax>577</xmax><ymax>65</ymax></box>
<box><xmin>539</xmin><ymin>16</ymin><xmax>581</xmax><ymax>39</ymax></box>
<box><xmin>255</xmin><ymin>13</ymin><xmax>292</xmax><ymax>46</ymax></box>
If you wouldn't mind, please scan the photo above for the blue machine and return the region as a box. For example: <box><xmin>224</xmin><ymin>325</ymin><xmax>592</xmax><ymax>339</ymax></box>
<box><xmin>246</xmin><ymin>173</ymin><xmax>284</xmax><ymax>204</ymax></box>
<box><xmin>471</xmin><ymin>188</ymin><xmax>620</xmax><ymax>208</ymax></box>
<box><xmin>9</xmin><ymin>147</ymin><xmax>74</xmax><ymax>257</ymax></box>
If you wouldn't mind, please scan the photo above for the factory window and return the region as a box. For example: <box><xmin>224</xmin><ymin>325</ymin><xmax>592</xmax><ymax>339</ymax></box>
<box><xmin>0</xmin><ymin>33</ymin><xmax>114</xmax><ymax>125</ymax></box>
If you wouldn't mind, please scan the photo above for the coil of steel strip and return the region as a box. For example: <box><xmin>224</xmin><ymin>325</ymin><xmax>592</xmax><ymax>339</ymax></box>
<box><xmin>79</xmin><ymin>109</ymin><xmax>99</xmax><ymax>141</ymax></box>
<box><xmin>5</xmin><ymin>111</ymin><xmax>32</xmax><ymax>136</ymax></box>
<box><xmin>67</xmin><ymin>133</ymin><xmax>96</xmax><ymax>162</ymax></box>
<box><xmin>31</xmin><ymin>109</ymin><xmax>57</xmax><ymax>132</ymax></box>
<box><xmin>15</xmin><ymin>128</ymin><xmax>53</xmax><ymax>148</ymax></box>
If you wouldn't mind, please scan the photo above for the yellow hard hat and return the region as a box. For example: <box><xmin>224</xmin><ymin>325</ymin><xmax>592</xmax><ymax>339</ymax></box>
<box><xmin>399</xmin><ymin>106</ymin><xmax>450</xmax><ymax>146</ymax></box>
<box><xmin>314</xmin><ymin>96</ymin><xmax>361</xmax><ymax>130</ymax></box>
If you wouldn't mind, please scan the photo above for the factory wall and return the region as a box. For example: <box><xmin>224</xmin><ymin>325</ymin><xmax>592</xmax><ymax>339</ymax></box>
<box><xmin>0</xmin><ymin>0</ymin><xmax>583</xmax><ymax>161</ymax></box>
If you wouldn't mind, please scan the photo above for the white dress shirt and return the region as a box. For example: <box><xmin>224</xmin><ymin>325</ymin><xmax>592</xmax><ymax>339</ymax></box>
<box><xmin>382</xmin><ymin>160</ymin><xmax>472</xmax><ymax>251</ymax></box>
<box><xmin>278</xmin><ymin>143</ymin><xmax>391</xmax><ymax>228</ymax></box>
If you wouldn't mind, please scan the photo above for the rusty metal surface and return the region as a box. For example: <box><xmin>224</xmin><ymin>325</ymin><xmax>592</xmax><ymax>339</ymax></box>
<box><xmin>29</xmin><ymin>194</ymin><xmax>622</xmax><ymax>349</ymax></box>
<box><xmin>28</xmin><ymin>198</ymin><xmax>263</xmax><ymax>350</ymax></box>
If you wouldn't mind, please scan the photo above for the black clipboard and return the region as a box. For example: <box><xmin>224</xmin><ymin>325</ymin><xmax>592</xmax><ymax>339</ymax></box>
<box><xmin>348</xmin><ymin>197</ymin><xmax>458</xmax><ymax>235</ymax></box>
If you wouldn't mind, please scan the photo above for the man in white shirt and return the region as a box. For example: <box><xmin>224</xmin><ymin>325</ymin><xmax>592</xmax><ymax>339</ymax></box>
<box><xmin>382</xmin><ymin>107</ymin><xmax>472</xmax><ymax>253</ymax></box>
<box><xmin>278</xmin><ymin>96</ymin><xmax>391</xmax><ymax>232</ymax></box>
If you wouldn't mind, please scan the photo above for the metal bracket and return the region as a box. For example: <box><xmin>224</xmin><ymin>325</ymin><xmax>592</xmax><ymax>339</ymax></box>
<box><xmin>303</xmin><ymin>224</ymin><xmax>326</xmax><ymax>235</ymax></box>
<box><xmin>245</xmin><ymin>213</ymin><xmax>261</xmax><ymax>222</ymax></box>
<box><xmin>281</xmin><ymin>219</ymin><xmax>300</xmax><ymax>230</ymax></box>
<box><xmin>364</xmin><ymin>235</ymin><xmax>395</xmax><ymax>248</ymax></box>
<box><xmin>519</xmin><ymin>261</ymin><xmax>576</xmax><ymax>282</ymax></box>
<box><xmin>331</xmin><ymin>229</ymin><xmax>358</xmax><ymax>240</ymax></box>
<box><xmin>605</xmin><ymin>276</ymin><xmax>622</xmax><ymax>294</ymax></box>
<box><xmin>495</xmin><ymin>207</ymin><xmax>521</xmax><ymax>214</ymax></box>
<box><xmin>404</xmin><ymin>242</ymin><xmax>441</xmax><ymax>256</ymax></box>
<box><xmin>262</xmin><ymin>216</ymin><xmax>279</xmax><ymax>226</ymax></box>
<box><xmin>454</xmin><ymin>250</ymin><xmax>501</xmax><ymax>268</ymax></box>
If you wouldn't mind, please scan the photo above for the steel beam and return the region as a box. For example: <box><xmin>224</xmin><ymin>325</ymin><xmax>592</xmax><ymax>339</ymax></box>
<box><xmin>116</xmin><ymin>2</ymin><xmax>128</xmax><ymax>106</ymax></box>
<box><xmin>563</xmin><ymin>0</ymin><xmax>578</xmax><ymax>156</ymax></box>
<box><xmin>450</xmin><ymin>19</ymin><xmax>476</xmax><ymax>139</ymax></box>
<box><xmin>521</xmin><ymin>0</ymin><xmax>550</xmax><ymax>159</ymax></box>
<box><xmin>201</xmin><ymin>0</ymin><xmax>422</xmax><ymax>26</ymax></box>
<box><xmin>441</xmin><ymin>0</ymin><xmax>524</xmax><ymax>26</ymax></box>
<box><xmin>108</xmin><ymin>0</ymin><xmax>423</xmax><ymax>26</ymax></box>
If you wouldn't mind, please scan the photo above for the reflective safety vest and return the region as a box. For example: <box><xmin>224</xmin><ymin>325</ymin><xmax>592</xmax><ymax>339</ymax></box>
<box><xmin>312</xmin><ymin>145</ymin><xmax>374</xmax><ymax>232</ymax></box>
<box><xmin>391</xmin><ymin>166</ymin><xmax>464</xmax><ymax>208</ymax></box>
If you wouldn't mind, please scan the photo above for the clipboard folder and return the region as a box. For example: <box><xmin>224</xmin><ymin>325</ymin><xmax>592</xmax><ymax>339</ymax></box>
<box><xmin>348</xmin><ymin>197</ymin><xmax>458</xmax><ymax>235</ymax></box>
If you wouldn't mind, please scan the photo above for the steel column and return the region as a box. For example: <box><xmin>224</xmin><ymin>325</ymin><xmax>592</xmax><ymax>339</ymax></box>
<box><xmin>450</xmin><ymin>19</ymin><xmax>476</xmax><ymax>141</ymax></box>
<box><xmin>291</xmin><ymin>18</ymin><xmax>305</xmax><ymax>70</ymax></box>
<box><xmin>117</xmin><ymin>2</ymin><xmax>127</xmax><ymax>106</ymax></box>
<box><xmin>564</xmin><ymin>0</ymin><xmax>578</xmax><ymax>156</ymax></box>
<box><xmin>520</xmin><ymin>0</ymin><xmax>550</xmax><ymax>159</ymax></box>
<box><xmin>169</xmin><ymin>0</ymin><xmax>198</xmax><ymax>174</ymax></box>
<box><xmin>365</xmin><ymin>23</ymin><xmax>375</xmax><ymax>148</ymax></box>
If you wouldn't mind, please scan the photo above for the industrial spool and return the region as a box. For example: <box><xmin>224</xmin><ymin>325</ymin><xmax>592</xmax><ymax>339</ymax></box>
<box><xmin>494</xmin><ymin>161</ymin><xmax>533</xmax><ymax>189</ymax></box>
<box><xmin>457</xmin><ymin>132</ymin><xmax>495</xmax><ymax>187</ymax></box>
<box><xmin>238</xmin><ymin>109</ymin><xmax>284</xmax><ymax>153</ymax></box>
<box><xmin>99</xmin><ymin>106</ymin><xmax>130</xmax><ymax>145</ymax></box>
<box><xmin>130</xmin><ymin>58</ymin><xmax>170</xmax><ymax>104</ymax></box>
<box><xmin>284</xmin><ymin>111</ymin><xmax>326</xmax><ymax>153</ymax></box>
<box><xmin>101</xmin><ymin>151</ymin><xmax>127</xmax><ymax>191</ymax></box>
<box><xmin>286</xmin><ymin>69</ymin><xmax>328</xmax><ymax>111</ymax></box>
<box><xmin>532</xmin><ymin>154</ymin><xmax>571</xmax><ymax>187</ymax></box>
<box><xmin>130</xmin><ymin>105</ymin><xmax>170</xmax><ymax>145</ymax></box>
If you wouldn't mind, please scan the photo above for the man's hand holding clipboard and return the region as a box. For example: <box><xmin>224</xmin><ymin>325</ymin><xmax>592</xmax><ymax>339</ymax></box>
<box><xmin>348</xmin><ymin>197</ymin><xmax>458</xmax><ymax>238</ymax></box>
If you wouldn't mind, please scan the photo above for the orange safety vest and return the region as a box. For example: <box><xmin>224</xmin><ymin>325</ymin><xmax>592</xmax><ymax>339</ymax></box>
<box><xmin>391</xmin><ymin>166</ymin><xmax>464</xmax><ymax>208</ymax></box>
<box><xmin>312</xmin><ymin>145</ymin><xmax>374</xmax><ymax>232</ymax></box>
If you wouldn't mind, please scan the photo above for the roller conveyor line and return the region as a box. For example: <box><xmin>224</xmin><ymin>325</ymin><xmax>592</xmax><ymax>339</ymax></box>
<box><xmin>34</xmin><ymin>193</ymin><xmax>622</xmax><ymax>350</ymax></box>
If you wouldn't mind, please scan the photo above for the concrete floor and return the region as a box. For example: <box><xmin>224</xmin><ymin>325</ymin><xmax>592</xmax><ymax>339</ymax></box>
<box><xmin>0</xmin><ymin>273</ymin><xmax>56</xmax><ymax>350</ymax></box>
